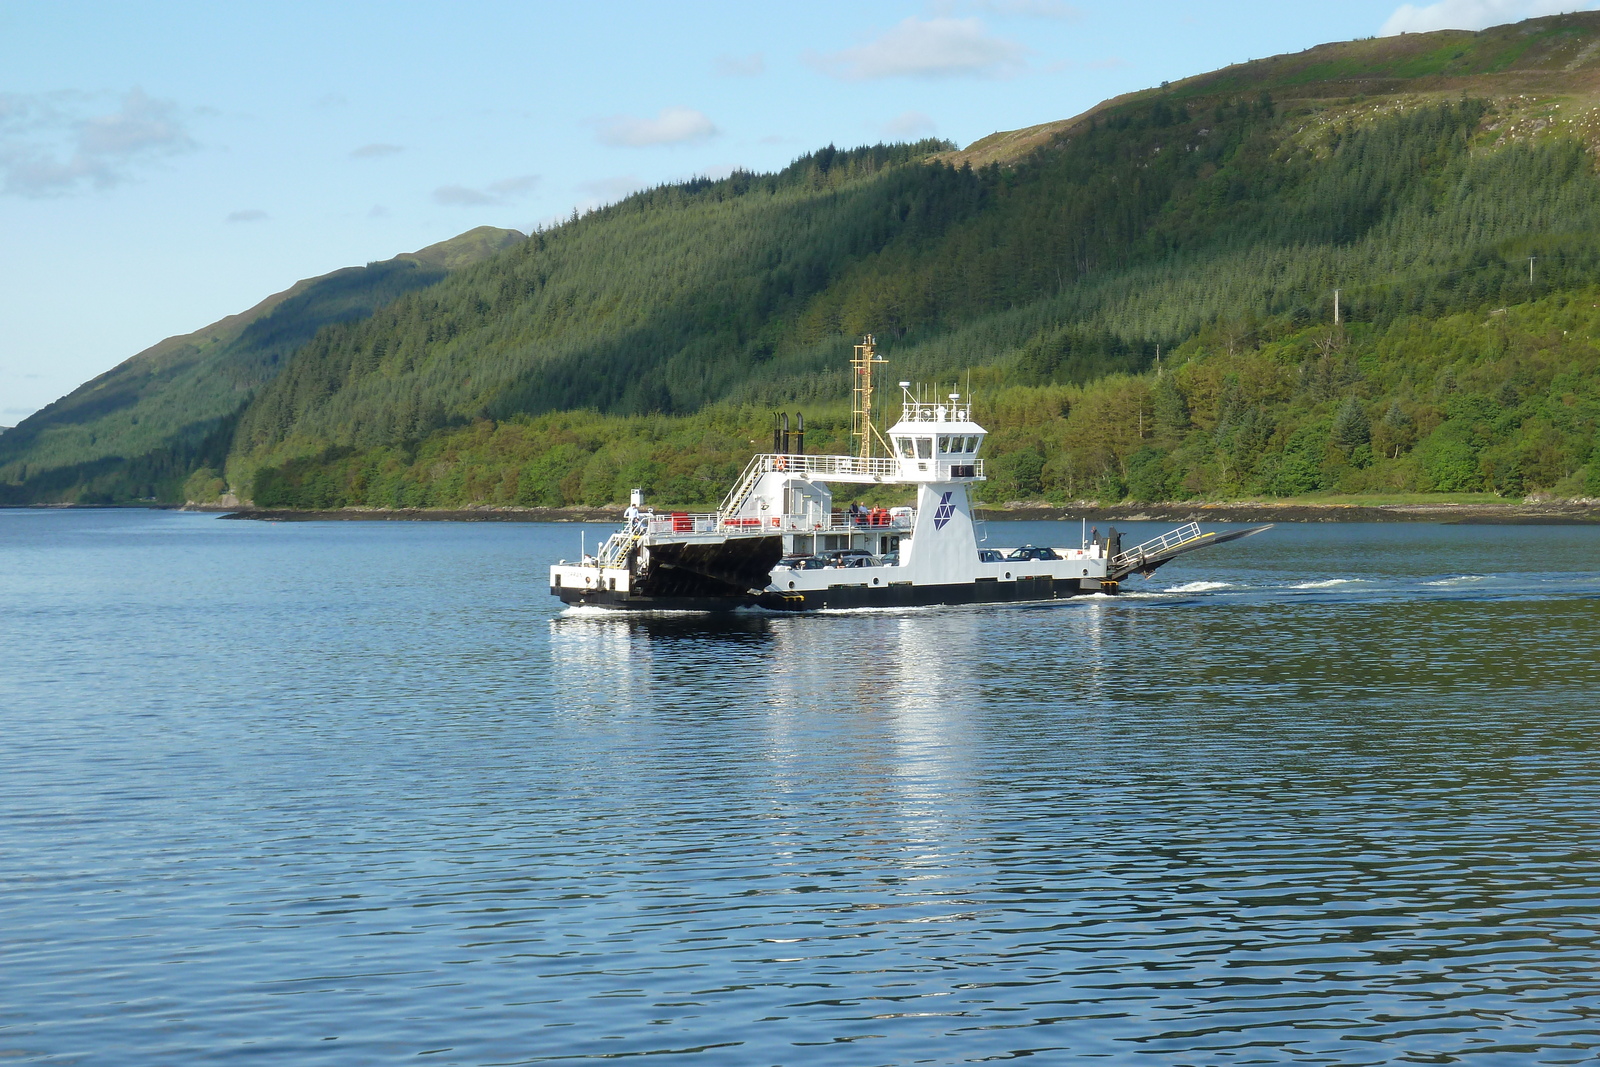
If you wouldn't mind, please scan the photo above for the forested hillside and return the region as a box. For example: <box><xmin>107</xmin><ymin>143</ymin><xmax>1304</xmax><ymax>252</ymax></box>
<box><xmin>10</xmin><ymin>13</ymin><xmax>1600</xmax><ymax>509</ymax></box>
<box><xmin>0</xmin><ymin>226</ymin><xmax>521</xmax><ymax>504</ymax></box>
<box><xmin>246</xmin><ymin>282</ymin><xmax>1600</xmax><ymax>510</ymax></box>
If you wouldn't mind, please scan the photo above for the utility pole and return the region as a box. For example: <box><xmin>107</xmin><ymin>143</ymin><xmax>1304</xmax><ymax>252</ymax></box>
<box><xmin>1529</xmin><ymin>256</ymin><xmax>1536</xmax><ymax>285</ymax></box>
<box><xmin>1333</xmin><ymin>288</ymin><xmax>1341</xmax><ymax>326</ymax></box>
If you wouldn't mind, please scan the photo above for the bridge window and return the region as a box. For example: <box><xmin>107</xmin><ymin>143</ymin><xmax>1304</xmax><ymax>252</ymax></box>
<box><xmin>896</xmin><ymin>437</ymin><xmax>914</xmax><ymax>458</ymax></box>
<box><xmin>915</xmin><ymin>438</ymin><xmax>933</xmax><ymax>459</ymax></box>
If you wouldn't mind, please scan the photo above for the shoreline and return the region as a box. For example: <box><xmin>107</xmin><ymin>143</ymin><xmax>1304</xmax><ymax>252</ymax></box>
<box><xmin>185</xmin><ymin>500</ymin><xmax>1600</xmax><ymax>525</ymax></box>
<box><xmin>207</xmin><ymin>505</ymin><xmax>624</xmax><ymax>523</ymax></box>
<box><xmin>978</xmin><ymin>500</ymin><xmax>1600</xmax><ymax>525</ymax></box>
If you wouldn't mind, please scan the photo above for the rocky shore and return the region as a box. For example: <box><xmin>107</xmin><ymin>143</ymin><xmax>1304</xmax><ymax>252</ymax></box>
<box><xmin>197</xmin><ymin>499</ymin><xmax>1600</xmax><ymax>524</ymax></box>
<box><xmin>976</xmin><ymin>500</ymin><xmax>1600</xmax><ymax>524</ymax></box>
<box><xmin>979</xmin><ymin>502</ymin><xmax>1600</xmax><ymax>524</ymax></box>
<box><xmin>209</xmin><ymin>505</ymin><xmax>623</xmax><ymax>523</ymax></box>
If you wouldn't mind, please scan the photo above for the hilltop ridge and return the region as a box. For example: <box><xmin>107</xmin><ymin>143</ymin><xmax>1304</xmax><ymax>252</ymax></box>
<box><xmin>944</xmin><ymin>12</ymin><xmax>1600</xmax><ymax>168</ymax></box>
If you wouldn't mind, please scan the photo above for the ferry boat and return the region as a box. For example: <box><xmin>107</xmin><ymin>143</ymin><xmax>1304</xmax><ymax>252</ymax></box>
<box><xmin>550</xmin><ymin>337</ymin><xmax>1266</xmax><ymax>612</ymax></box>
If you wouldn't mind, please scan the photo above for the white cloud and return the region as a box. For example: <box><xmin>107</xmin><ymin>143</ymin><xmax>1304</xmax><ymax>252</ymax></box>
<box><xmin>938</xmin><ymin>0</ymin><xmax>1083</xmax><ymax>18</ymax></box>
<box><xmin>0</xmin><ymin>88</ymin><xmax>195</xmax><ymax>197</ymax></box>
<box><xmin>226</xmin><ymin>209</ymin><xmax>268</xmax><ymax>223</ymax></box>
<box><xmin>432</xmin><ymin>173</ymin><xmax>540</xmax><ymax>207</ymax></box>
<box><xmin>880</xmin><ymin>110</ymin><xmax>939</xmax><ymax>137</ymax></box>
<box><xmin>351</xmin><ymin>143</ymin><xmax>403</xmax><ymax>158</ymax></box>
<box><xmin>808</xmin><ymin>17</ymin><xmax>1027</xmax><ymax>80</ymax></box>
<box><xmin>715</xmin><ymin>52</ymin><xmax>765</xmax><ymax>76</ymax></box>
<box><xmin>596</xmin><ymin>106</ymin><xmax>718</xmax><ymax>147</ymax></box>
<box><xmin>1381</xmin><ymin>0</ymin><xmax>1596</xmax><ymax>34</ymax></box>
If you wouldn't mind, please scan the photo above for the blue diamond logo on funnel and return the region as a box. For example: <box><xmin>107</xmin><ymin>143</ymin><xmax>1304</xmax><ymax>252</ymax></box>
<box><xmin>933</xmin><ymin>491</ymin><xmax>956</xmax><ymax>530</ymax></box>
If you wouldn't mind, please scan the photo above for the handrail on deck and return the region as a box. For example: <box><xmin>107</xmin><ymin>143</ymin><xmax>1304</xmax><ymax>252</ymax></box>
<box><xmin>1111</xmin><ymin>522</ymin><xmax>1203</xmax><ymax>568</ymax></box>
<box><xmin>720</xmin><ymin>453</ymin><xmax>983</xmax><ymax>517</ymax></box>
<box><xmin>630</xmin><ymin>509</ymin><xmax>916</xmax><ymax>537</ymax></box>
<box><xmin>757</xmin><ymin>453</ymin><xmax>901</xmax><ymax>479</ymax></box>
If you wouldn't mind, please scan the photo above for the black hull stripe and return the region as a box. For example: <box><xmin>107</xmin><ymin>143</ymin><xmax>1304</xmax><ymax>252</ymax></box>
<box><xmin>553</xmin><ymin>578</ymin><xmax>1112</xmax><ymax>613</ymax></box>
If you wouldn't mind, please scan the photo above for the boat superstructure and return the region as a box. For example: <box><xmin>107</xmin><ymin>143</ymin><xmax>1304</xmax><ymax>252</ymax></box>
<box><xmin>550</xmin><ymin>338</ymin><xmax>1266</xmax><ymax>611</ymax></box>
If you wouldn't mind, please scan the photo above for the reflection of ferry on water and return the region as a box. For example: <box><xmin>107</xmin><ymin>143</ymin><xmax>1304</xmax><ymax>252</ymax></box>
<box><xmin>551</xmin><ymin>337</ymin><xmax>1268</xmax><ymax>612</ymax></box>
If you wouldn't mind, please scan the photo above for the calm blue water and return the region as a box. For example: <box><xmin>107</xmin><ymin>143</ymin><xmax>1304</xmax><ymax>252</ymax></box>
<box><xmin>4</xmin><ymin>508</ymin><xmax>1600</xmax><ymax>1065</ymax></box>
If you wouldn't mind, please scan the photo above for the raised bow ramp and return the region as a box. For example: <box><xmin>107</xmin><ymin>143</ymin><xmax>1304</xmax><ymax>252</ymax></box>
<box><xmin>1107</xmin><ymin>523</ymin><xmax>1274</xmax><ymax>581</ymax></box>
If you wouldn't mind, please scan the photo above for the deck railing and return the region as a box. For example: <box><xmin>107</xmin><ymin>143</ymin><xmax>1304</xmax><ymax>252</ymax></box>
<box><xmin>754</xmin><ymin>453</ymin><xmax>902</xmax><ymax>481</ymax></box>
<box><xmin>718</xmin><ymin>453</ymin><xmax>982</xmax><ymax>520</ymax></box>
<box><xmin>1111</xmin><ymin>522</ymin><xmax>1203</xmax><ymax>569</ymax></box>
<box><xmin>631</xmin><ymin>509</ymin><xmax>917</xmax><ymax>539</ymax></box>
<box><xmin>897</xmin><ymin>401</ymin><xmax>973</xmax><ymax>423</ymax></box>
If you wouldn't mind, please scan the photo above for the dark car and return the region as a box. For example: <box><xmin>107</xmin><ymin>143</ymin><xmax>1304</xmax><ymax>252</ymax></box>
<box><xmin>1006</xmin><ymin>545</ymin><xmax>1061</xmax><ymax>561</ymax></box>
<box><xmin>825</xmin><ymin>549</ymin><xmax>877</xmax><ymax>568</ymax></box>
<box><xmin>781</xmin><ymin>556</ymin><xmax>829</xmax><ymax>570</ymax></box>
<box><xmin>977</xmin><ymin>549</ymin><xmax>1004</xmax><ymax>563</ymax></box>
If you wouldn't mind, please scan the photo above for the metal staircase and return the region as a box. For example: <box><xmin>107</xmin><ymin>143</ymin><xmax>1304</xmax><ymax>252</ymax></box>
<box><xmin>718</xmin><ymin>456</ymin><xmax>767</xmax><ymax>521</ymax></box>
<box><xmin>595</xmin><ymin>518</ymin><xmax>647</xmax><ymax>568</ymax></box>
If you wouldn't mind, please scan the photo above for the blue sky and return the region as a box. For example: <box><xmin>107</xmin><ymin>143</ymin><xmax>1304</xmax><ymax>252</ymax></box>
<box><xmin>1</xmin><ymin>0</ymin><xmax>1592</xmax><ymax>421</ymax></box>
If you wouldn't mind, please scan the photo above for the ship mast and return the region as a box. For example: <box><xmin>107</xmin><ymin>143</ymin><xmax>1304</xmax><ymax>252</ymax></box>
<box><xmin>851</xmin><ymin>334</ymin><xmax>889</xmax><ymax>460</ymax></box>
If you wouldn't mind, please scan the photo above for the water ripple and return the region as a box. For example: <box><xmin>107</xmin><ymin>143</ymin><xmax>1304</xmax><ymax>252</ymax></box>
<box><xmin>3</xmin><ymin>511</ymin><xmax>1600</xmax><ymax>1064</ymax></box>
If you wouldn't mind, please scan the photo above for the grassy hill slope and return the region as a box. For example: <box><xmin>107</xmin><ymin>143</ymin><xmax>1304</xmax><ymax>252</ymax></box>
<box><xmin>0</xmin><ymin>226</ymin><xmax>522</xmax><ymax>504</ymax></box>
<box><xmin>948</xmin><ymin>13</ymin><xmax>1600</xmax><ymax>168</ymax></box>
